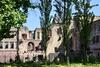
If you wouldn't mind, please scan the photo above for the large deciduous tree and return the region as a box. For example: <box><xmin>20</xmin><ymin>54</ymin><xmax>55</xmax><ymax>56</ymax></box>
<box><xmin>0</xmin><ymin>0</ymin><xmax>31</xmax><ymax>40</ymax></box>
<box><xmin>0</xmin><ymin>0</ymin><xmax>26</xmax><ymax>40</ymax></box>
<box><xmin>0</xmin><ymin>0</ymin><xmax>33</xmax><ymax>62</ymax></box>
<box><xmin>54</xmin><ymin>0</ymin><xmax>73</xmax><ymax>63</ymax></box>
<box><xmin>73</xmin><ymin>0</ymin><xmax>96</xmax><ymax>63</ymax></box>
<box><xmin>39</xmin><ymin>0</ymin><xmax>52</xmax><ymax>60</ymax></box>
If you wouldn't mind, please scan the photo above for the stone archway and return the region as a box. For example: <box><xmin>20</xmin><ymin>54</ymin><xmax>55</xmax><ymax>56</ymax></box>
<box><xmin>27</xmin><ymin>42</ymin><xmax>34</xmax><ymax>51</ymax></box>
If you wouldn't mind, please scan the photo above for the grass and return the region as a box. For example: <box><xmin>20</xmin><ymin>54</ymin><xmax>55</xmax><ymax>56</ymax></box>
<box><xmin>42</xmin><ymin>63</ymin><xmax>100</xmax><ymax>67</ymax></box>
<box><xmin>0</xmin><ymin>63</ymin><xmax>100</xmax><ymax>67</ymax></box>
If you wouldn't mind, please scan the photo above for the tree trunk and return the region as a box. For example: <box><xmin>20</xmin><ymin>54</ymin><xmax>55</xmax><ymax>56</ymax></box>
<box><xmin>16</xmin><ymin>27</ymin><xmax>20</xmax><ymax>62</ymax></box>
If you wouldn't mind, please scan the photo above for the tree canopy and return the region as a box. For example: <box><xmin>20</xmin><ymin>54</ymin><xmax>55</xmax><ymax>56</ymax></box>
<box><xmin>0</xmin><ymin>0</ymin><xmax>32</xmax><ymax>40</ymax></box>
<box><xmin>39</xmin><ymin>0</ymin><xmax>52</xmax><ymax>60</ymax></box>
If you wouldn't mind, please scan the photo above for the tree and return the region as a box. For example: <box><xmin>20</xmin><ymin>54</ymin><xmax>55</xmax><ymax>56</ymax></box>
<box><xmin>54</xmin><ymin>0</ymin><xmax>73</xmax><ymax>63</ymax></box>
<box><xmin>0</xmin><ymin>0</ymin><xmax>36</xmax><ymax>40</ymax></box>
<box><xmin>14</xmin><ymin>0</ymin><xmax>37</xmax><ymax>62</ymax></box>
<box><xmin>73</xmin><ymin>0</ymin><xmax>97</xmax><ymax>63</ymax></box>
<box><xmin>0</xmin><ymin>0</ymin><xmax>24</xmax><ymax>40</ymax></box>
<box><xmin>0</xmin><ymin>0</ymin><xmax>34</xmax><ymax>62</ymax></box>
<box><xmin>0</xmin><ymin>0</ymin><xmax>31</xmax><ymax>40</ymax></box>
<box><xmin>39</xmin><ymin>0</ymin><xmax>52</xmax><ymax>60</ymax></box>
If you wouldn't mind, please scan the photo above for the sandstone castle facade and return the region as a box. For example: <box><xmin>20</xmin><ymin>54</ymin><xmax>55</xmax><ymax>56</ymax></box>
<box><xmin>0</xmin><ymin>16</ymin><xmax>100</xmax><ymax>63</ymax></box>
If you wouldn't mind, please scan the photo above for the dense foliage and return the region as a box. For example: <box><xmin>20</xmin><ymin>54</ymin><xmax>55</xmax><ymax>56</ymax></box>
<box><xmin>0</xmin><ymin>0</ymin><xmax>32</xmax><ymax>40</ymax></box>
<box><xmin>54</xmin><ymin>0</ymin><xmax>73</xmax><ymax>63</ymax></box>
<box><xmin>39</xmin><ymin>0</ymin><xmax>52</xmax><ymax>59</ymax></box>
<box><xmin>73</xmin><ymin>0</ymin><xmax>96</xmax><ymax>63</ymax></box>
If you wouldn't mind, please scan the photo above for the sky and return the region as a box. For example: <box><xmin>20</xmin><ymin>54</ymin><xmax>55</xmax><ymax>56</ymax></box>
<box><xmin>24</xmin><ymin>0</ymin><xmax>100</xmax><ymax>31</ymax></box>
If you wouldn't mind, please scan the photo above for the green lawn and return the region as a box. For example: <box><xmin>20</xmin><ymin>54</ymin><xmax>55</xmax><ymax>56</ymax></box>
<box><xmin>42</xmin><ymin>64</ymin><xmax>100</xmax><ymax>67</ymax></box>
<box><xmin>0</xmin><ymin>63</ymin><xmax>100</xmax><ymax>67</ymax></box>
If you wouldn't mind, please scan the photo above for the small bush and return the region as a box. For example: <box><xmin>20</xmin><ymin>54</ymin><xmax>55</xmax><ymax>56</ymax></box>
<box><xmin>88</xmin><ymin>55</ymin><xmax>96</xmax><ymax>63</ymax></box>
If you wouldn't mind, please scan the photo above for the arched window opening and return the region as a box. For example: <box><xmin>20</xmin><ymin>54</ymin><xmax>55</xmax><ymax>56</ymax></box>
<box><xmin>27</xmin><ymin>42</ymin><xmax>34</xmax><ymax>51</ymax></box>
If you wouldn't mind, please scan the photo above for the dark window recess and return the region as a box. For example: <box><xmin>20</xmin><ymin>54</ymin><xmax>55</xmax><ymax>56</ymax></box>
<box><xmin>25</xmin><ymin>56</ymin><xmax>29</xmax><ymax>59</ymax></box>
<box><xmin>96</xmin><ymin>36</ymin><xmax>99</xmax><ymax>43</ymax></box>
<box><xmin>35</xmin><ymin>47</ymin><xmax>39</xmax><ymax>51</ymax></box>
<box><xmin>22</xmin><ymin>34</ymin><xmax>27</xmax><ymax>40</ymax></box>
<box><xmin>33</xmin><ymin>33</ymin><xmax>35</xmax><ymax>39</ymax></box>
<box><xmin>98</xmin><ymin>53</ymin><xmax>100</xmax><ymax>57</ymax></box>
<box><xmin>55</xmin><ymin>47</ymin><xmax>58</xmax><ymax>52</ymax></box>
<box><xmin>10</xmin><ymin>42</ymin><xmax>14</xmax><ymax>49</ymax></box>
<box><xmin>49</xmin><ymin>30</ymin><xmax>52</xmax><ymax>37</ymax></box>
<box><xmin>5</xmin><ymin>44</ymin><xmax>8</xmax><ymax>49</ymax></box>
<box><xmin>35</xmin><ymin>45</ymin><xmax>42</xmax><ymax>51</ymax></box>
<box><xmin>57</xmin><ymin>27</ymin><xmax>62</xmax><ymax>35</ymax></box>
<box><xmin>38</xmin><ymin>55</ymin><xmax>43</xmax><ymax>61</ymax></box>
<box><xmin>93</xmin><ymin>36</ymin><xmax>100</xmax><ymax>44</ymax></box>
<box><xmin>58</xmin><ymin>37</ymin><xmax>61</xmax><ymax>41</ymax></box>
<box><xmin>98</xmin><ymin>25</ymin><xmax>100</xmax><ymax>31</ymax></box>
<box><xmin>0</xmin><ymin>43</ymin><xmax>3</xmax><ymax>49</ymax></box>
<box><xmin>92</xmin><ymin>36</ymin><xmax>95</xmax><ymax>44</ymax></box>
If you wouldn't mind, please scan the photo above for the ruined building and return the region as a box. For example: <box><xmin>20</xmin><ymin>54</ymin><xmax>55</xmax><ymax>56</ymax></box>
<box><xmin>0</xmin><ymin>27</ymin><xmax>44</xmax><ymax>63</ymax></box>
<box><xmin>0</xmin><ymin>16</ymin><xmax>100</xmax><ymax>63</ymax></box>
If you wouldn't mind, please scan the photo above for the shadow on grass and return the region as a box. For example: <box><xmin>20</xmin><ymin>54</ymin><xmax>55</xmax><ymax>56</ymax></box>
<box><xmin>0</xmin><ymin>62</ymin><xmax>42</xmax><ymax>67</ymax></box>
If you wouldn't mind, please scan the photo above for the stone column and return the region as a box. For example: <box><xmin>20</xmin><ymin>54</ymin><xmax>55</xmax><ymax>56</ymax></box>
<box><xmin>14</xmin><ymin>42</ymin><xmax>16</xmax><ymax>49</ymax></box>
<box><xmin>8</xmin><ymin>42</ymin><xmax>10</xmax><ymax>49</ymax></box>
<box><xmin>2</xmin><ymin>42</ymin><xmax>5</xmax><ymax>49</ymax></box>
